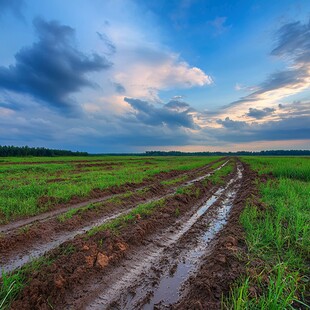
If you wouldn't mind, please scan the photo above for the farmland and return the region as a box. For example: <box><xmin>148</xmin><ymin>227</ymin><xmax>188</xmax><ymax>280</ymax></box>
<box><xmin>0</xmin><ymin>156</ymin><xmax>309</xmax><ymax>309</ymax></box>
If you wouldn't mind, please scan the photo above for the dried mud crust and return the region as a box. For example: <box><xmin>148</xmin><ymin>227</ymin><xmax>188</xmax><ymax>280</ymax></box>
<box><xmin>174</xmin><ymin>162</ymin><xmax>258</xmax><ymax>310</ymax></box>
<box><xmin>10</xmin><ymin>163</ymin><xmax>236</xmax><ymax>310</ymax></box>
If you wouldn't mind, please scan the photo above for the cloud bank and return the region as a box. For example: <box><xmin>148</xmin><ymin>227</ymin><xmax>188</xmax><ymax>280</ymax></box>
<box><xmin>0</xmin><ymin>18</ymin><xmax>112</xmax><ymax>112</ymax></box>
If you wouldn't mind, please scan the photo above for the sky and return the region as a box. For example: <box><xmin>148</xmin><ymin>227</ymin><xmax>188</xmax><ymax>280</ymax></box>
<box><xmin>0</xmin><ymin>0</ymin><xmax>309</xmax><ymax>153</ymax></box>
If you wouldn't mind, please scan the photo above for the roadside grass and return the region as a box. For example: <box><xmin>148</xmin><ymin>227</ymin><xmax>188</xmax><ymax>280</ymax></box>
<box><xmin>224</xmin><ymin>157</ymin><xmax>310</xmax><ymax>309</ymax></box>
<box><xmin>57</xmin><ymin>190</ymin><xmax>138</xmax><ymax>223</ymax></box>
<box><xmin>87</xmin><ymin>198</ymin><xmax>166</xmax><ymax>236</ymax></box>
<box><xmin>210</xmin><ymin>159</ymin><xmax>227</xmax><ymax>170</ymax></box>
<box><xmin>0</xmin><ymin>156</ymin><xmax>221</xmax><ymax>224</ymax></box>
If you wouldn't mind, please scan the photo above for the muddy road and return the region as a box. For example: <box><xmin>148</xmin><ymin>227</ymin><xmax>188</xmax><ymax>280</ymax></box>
<box><xmin>3</xmin><ymin>158</ymin><xmax>258</xmax><ymax>310</ymax></box>
<box><xmin>83</xmin><ymin>162</ymin><xmax>243</xmax><ymax>309</ymax></box>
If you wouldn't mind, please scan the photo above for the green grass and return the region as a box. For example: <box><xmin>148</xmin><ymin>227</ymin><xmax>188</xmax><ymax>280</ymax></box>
<box><xmin>205</xmin><ymin>161</ymin><xmax>234</xmax><ymax>186</ymax></box>
<box><xmin>224</xmin><ymin>157</ymin><xmax>310</xmax><ymax>309</ymax></box>
<box><xmin>161</xmin><ymin>175</ymin><xmax>187</xmax><ymax>186</ymax></box>
<box><xmin>87</xmin><ymin>198</ymin><xmax>166</xmax><ymax>236</ymax></box>
<box><xmin>0</xmin><ymin>257</ymin><xmax>54</xmax><ymax>309</ymax></box>
<box><xmin>0</xmin><ymin>156</ymin><xmax>221</xmax><ymax>224</ymax></box>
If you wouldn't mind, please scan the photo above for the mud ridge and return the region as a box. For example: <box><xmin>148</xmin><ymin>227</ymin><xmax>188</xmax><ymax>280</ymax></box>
<box><xmin>0</xmin><ymin>160</ymin><xmax>230</xmax><ymax>274</ymax></box>
<box><xmin>0</xmin><ymin>157</ymin><xmax>226</xmax><ymax>233</ymax></box>
<box><xmin>174</xmin><ymin>161</ymin><xmax>258</xmax><ymax>310</ymax></box>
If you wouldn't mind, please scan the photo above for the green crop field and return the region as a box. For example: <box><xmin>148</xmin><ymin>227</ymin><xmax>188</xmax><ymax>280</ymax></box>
<box><xmin>0</xmin><ymin>156</ymin><xmax>309</xmax><ymax>309</ymax></box>
<box><xmin>225</xmin><ymin>156</ymin><xmax>310</xmax><ymax>309</ymax></box>
<box><xmin>0</xmin><ymin>156</ymin><xmax>220</xmax><ymax>224</ymax></box>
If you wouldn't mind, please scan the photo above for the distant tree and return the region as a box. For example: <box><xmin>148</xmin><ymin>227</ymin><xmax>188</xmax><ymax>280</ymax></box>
<box><xmin>0</xmin><ymin>145</ymin><xmax>88</xmax><ymax>157</ymax></box>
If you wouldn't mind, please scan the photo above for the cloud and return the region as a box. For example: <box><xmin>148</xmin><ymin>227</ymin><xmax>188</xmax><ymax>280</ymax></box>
<box><xmin>0</xmin><ymin>0</ymin><xmax>24</xmax><ymax>19</ymax></box>
<box><xmin>124</xmin><ymin>97</ymin><xmax>197</xmax><ymax>129</ymax></box>
<box><xmin>0</xmin><ymin>18</ymin><xmax>112</xmax><ymax>112</ymax></box>
<box><xmin>113</xmin><ymin>82</ymin><xmax>126</xmax><ymax>94</ymax></box>
<box><xmin>271</xmin><ymin>19</ymin><xmax>310</xmax><ymax>63</ymax></box>
<box><xmin>216</xmin><ymin>117</ymin><xmax>248</xmax><ymax>130</ymax></box>
<box><xmin>217</xmin><ymin>18</ymin><xmax>310</xmax><ymax>121</ymax></box>
<box><xmin>246</xmin><ymin>107</ymin><xmax>275</xmax><ymax>119</ymax></box>
<box><xmin>113</xmin><ymin>47</ymin><xmax>212</xmax><ymax>101</ymax></box>
<box><xmin>96</xmin><ymin>31</ymin><xmax>116</xmax><ymax>55</ymax></box>
<box><xmin>209</xmin><ymin>16</ymin><xmax>231</xmax><ymax>35</ymax></box>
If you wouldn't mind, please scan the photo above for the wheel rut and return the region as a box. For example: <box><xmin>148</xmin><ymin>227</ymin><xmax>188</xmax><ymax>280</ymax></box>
<box><xmin>0</xmin><ymin>160</ymin><xmax>230</xmax><ymax>274</ymax></box>
<box><xmin>0</xmin><ymin>158</ymin><xmax>227</xmax><ymax>235</ymax></box>
<box><xmin>65</xmin><ymin>162</ymin><xmax>244</xmax><ymax>309</ymax></box>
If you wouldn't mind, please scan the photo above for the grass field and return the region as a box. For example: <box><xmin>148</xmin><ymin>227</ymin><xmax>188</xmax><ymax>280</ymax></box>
<box><xmin>0</xmin><ymin>156</ymin><xmax>309</xmax><ymax>309</ymax></box>
<box><xmin>225</xmin><ymin>157</ymin><xmax>310</xmax><ymax>309</ymax></box>
<box><xmin>0</xmin><ymin>156</ymin><xmax>220</xmax><ymax>224</ymax></box>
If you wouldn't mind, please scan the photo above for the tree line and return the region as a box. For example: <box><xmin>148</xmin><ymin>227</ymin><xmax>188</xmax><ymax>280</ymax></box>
<box><xmin>0</xmin><ymin>145</ymin><xmax>309</xmax><ymax>157</ymax></box>
<box><xmin>0</xmin><ymin>145</ymin><xmax>88</xmax><ymax>157</ymax></box>
<box><xmin>144</xmin><ymin>150</ymin><xmax>310</xmax><ymax>156</ymax></box>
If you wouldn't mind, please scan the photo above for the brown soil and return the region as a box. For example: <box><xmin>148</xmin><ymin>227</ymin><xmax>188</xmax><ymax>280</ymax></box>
<box><xmin>10</xmin><ymin>164</ymin><xmax>234</xmax><ymax>310</ymax></box>
<box><xmin>74</xmin><ymin>162</ymin><xmax>123</xmax><ymax>168</ymax></box>
<box><xmin>0</xmin><ymin>183</ymin><xmax>165</xmax><ymax>259</ymax></box>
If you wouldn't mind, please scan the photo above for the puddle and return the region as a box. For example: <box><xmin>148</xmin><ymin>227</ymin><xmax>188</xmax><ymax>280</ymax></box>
<box><xmin>143</xmin><ymin>195</ymin><xmax>236</xmax><ymax>309</ymax></box>
<box><xmin>141</xmin><ymin>167</ymin><xmax>242</xmax><ymax>309</ymax></box>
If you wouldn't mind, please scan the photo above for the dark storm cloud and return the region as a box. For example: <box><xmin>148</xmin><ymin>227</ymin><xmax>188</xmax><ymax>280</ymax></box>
<box><xmin>0</xmin><ymin>18</ymin><xmax>112</xmax><ymax>112</ymax></box>
<box><xmin>0</xmin><ymin>0</ymin><xmax>24</xmax><ymax>19</ymax></box>
<box><xmin>246</xmin><ymin>107</ymin><xmax>275</xmax><ymax>119</ymax></box>
<box><xmin>165</xmin><ymin>99</ymin><xmax>194</xmax><ymax>111</ymax></box>
<box><xmin>124</xmin><ymin>97</ymin><xmax>197</xmax><ymax>129</ymax></box>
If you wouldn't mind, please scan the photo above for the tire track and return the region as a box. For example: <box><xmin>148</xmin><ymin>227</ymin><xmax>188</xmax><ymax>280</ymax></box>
<box><xmin>71</xmin><ymin>162</ymin><xmax>244</xmax><ymax>309</ymax></box>
<box><xmin>0</xmin><ymin>160</ymin><xmax>230</xmax><ymax>274</ymax></box>
<box><xmin>0</xmin><ymin>158</ymin><xmax>227</xmax><ymax>235</ymax></box>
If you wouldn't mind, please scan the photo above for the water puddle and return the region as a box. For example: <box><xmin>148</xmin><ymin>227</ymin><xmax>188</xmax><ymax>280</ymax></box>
<box><xmin>143</xmin><ymin>193</ymin><xmax>236</xmax><ymax>309</ymax></box>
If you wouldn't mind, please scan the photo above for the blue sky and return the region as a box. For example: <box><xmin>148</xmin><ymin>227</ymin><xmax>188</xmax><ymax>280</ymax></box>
<box><xmin>0</xmin><ymin>0</ymin><xmax>309</xmax><ymax>152</ymax></box>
